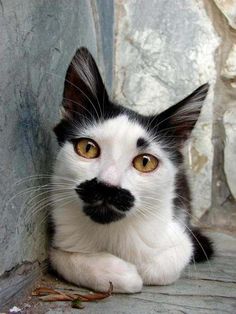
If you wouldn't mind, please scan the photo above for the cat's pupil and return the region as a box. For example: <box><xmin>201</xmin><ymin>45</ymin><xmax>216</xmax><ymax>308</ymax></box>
<box><xmin>143</xmin><ymin>156</ymin><xmax>149</xmax><ymax>167</ymax></box>
<box><xmin>86</xmin><ymin>144</ymin><xmax>92</xmax><ymax>153</ymax></box>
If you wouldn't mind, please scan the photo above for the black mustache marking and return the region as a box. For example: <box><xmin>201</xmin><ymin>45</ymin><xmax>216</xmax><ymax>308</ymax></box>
<box><xmin>75</xmin><ymin>178</ymin><xmax>135</xmax><ymax>224</ymax></box>
<box><xmin>82</xmin><ymin>204</ymin><xmax>125</xmax><ymax>224</ymax></box>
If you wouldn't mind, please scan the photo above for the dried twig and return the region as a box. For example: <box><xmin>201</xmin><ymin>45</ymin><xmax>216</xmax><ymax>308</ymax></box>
<box><xmin>81</xmin><ymin>282</ymin><xmax>113</xmax><ymax>301</ymax></box>
<box><xmin>32</xmin><ymin>282</ymin><xmax>113</xmax><ymax>307</ymax></box>
<box><xmin>32</xmin><ymin>287</ymin><xmax>56</xmax><ymax>296</ymax></box>
<box><xmin>39</xmin><ymin>294</ymin><xmax>72</xmax><ymax>302</ymax></box>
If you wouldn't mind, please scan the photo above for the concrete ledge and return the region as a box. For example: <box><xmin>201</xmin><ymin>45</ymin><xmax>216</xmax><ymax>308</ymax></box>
<box><xmin>2</xmin><ymin>232</ymin><xmax>235</xmax><ymax>313</ymax></box>
<box><xmin>0</xmin><ymin>261</ymin><xmax>47</xmax><ymax>308</ymax></box>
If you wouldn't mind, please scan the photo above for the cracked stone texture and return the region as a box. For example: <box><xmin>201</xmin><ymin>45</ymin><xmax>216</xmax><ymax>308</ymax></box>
<box><xmin>0</xmin><ymin>0</ymin><xmax>113</xmax><ymax>276</ymax></box>
<box><xmin>114</xmin><ymin>0</ymin><xmax>220</xmax><ymax>218</ymax></box>
<box><xmin>223</xmin><ymin>108</ymin><xmax>236</xmax><ymax>199</ymax></box>
<box><xmin>221</xmin><ymin>44</ymin><xmax>236</xmax><ymax>87</ymax></box>
<box><xmin>214</xmin><ymin>0</ymin><xmax>236</xmax><ymax>29</ymax></box>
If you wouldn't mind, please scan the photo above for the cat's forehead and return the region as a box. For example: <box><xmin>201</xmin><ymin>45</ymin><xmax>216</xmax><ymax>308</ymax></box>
<box><xmin>85</xmin><ymin>115</ymin><xmax>147</xmax><ymax>144</ymax></box>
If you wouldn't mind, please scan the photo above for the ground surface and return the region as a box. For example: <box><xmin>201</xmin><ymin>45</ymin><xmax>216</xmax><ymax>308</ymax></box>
<box><xmin>4</xmin><ymin>231</ymin><xmax>236</xmax><ymax>314</ymax></box>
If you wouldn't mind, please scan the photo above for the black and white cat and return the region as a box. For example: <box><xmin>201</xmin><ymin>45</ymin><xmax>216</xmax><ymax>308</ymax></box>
<box><xmin>50</xmin><ymin>47</ymin><xmax>213</xmax><ymax>293</ymax></box>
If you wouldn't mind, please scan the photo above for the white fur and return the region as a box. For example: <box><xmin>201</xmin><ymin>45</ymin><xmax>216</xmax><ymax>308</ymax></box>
<box><xmin>50</xmin><ymin>115</ymin><xmax>193</xmax><ymax>292</ymax></box>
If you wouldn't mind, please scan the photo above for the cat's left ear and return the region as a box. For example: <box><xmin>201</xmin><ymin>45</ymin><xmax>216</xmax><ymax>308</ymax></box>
<box><xmin>152</xmin><ymin>83</ymin><xmax>209</xmax><ymax>145</ymax></box>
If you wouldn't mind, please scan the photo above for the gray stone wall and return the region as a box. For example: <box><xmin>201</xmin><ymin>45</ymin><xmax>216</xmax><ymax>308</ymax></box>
<box><xmin>113</xmin><ymin>0</ymin><xmax>236</xmax><ymax>230</ymax></box>
<box><xmin>0</xmin><ymin>0</ymin><xmax>113</xmax><ymax>280</ymax></box>
<box><xmin>204</xmin><ymin>0</ymin><xmax>236</xmax><ymax>230</ymax></box>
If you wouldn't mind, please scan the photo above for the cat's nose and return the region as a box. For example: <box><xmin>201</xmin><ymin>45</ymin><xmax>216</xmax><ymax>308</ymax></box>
<box><xmin>99</xmin><ymin>164</ymin><xmax>120</xmax><ymax>187</ymax></box>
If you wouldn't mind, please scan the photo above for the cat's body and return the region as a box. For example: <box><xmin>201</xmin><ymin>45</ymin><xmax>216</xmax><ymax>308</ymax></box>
<box><xmin>50</xmin><ymin>48</ymin><xmax>213</xmax><ymax>293</ymax></box>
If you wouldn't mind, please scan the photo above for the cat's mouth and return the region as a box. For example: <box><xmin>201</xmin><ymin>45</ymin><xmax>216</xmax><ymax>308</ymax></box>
<box><xmin>82</xmin><ymin>202</ymin><xmax>126</xmax><ymax>224</ymax></box>
<box><xmin>75</xmin><ymin>178</ymin><xmax>135</xmax><ymax>224</ymax></box>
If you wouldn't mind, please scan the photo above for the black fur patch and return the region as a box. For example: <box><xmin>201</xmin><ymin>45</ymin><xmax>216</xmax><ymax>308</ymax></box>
<box><xmin>75</xmin><ymin>178</ymin><xmax>135</xmax><ymax>224</ymax></box>
<box><xmin>189</xmin><ymin>228</ymin><xmax>214</xmax><ymax>263</ymax></box>
<box><xmin>137</xmin><ymin>137</ymin><xmax>149</xmax><ymax>149</ymax></box>
<box><xmin>54</xmin><ymin>101</ymin><xmax>126</xmax><ymax>146</ymax></box>
<box><xmin>173</xmin><ymin>171</ymin><xmax>192</xmax><ymax>222</ymax></box>
<box><xmin>47</xmin><ymin>213</ymin><xmax>56</xmax><ymax>246</ymax></box>
<box><xmin>82</xmin><ymin>204</ymin><xmax>125</xmax><ymax>224</ymax></box>
<box><xmin>54</xmin><ymin>119</ymin><xmax>76</xmax><ymax>146</ymax></box>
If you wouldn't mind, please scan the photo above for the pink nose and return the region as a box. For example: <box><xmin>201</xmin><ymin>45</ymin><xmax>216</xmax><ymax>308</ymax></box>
<box><xmin>99</xmin><ymin>165</ymin><xmax>120</xmax><ymax>186</ymax></box>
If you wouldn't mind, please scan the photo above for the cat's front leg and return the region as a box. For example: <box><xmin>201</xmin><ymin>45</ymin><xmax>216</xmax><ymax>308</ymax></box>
<box><xmin>50</xmin><ymin>248</ymin><xmax>143</xmax><ymax>293</ymax></box>
<box><xmin>138</xmin><ymin>221</ymin><xmax>193</xmax><ymax>285</ymax></box>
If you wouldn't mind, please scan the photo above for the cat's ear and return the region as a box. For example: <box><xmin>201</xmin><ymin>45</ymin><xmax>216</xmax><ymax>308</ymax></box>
<box><xmin>62</xmin><ymin>47</ymin><xmax>108</xmax><ymax>118</ymax></box>
<box><xmin>152</xmin><ymin>83</ymin><xmax>209</xmax><ymax>145</ymax></box>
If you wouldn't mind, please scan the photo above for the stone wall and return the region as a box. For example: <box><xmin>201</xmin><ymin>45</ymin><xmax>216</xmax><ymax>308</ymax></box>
<box><xmin>0</xmin><ymin>0</ymin><xmax>113</xmax><ymax>283</ymax></box>
<box><xmin>113</xmin><ymin>0</ymin><xmax>236</xmax><ymax>231</ymax></box>
<box><xmin>204</xmin><ymin>0</ymin><xmax>236</xmax><ymax>230</ymax></box>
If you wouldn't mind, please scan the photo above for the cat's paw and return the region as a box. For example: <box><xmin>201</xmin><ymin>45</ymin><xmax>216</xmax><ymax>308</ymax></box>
<box><xmin>87</xmin><ymin>254</ymin><xmax>143</xmax><ymax>293</ymax></box>
<box><xmin>141</xmin><ymin>263</ymin><xmax>181</xmax><ymax>286</ymax></box>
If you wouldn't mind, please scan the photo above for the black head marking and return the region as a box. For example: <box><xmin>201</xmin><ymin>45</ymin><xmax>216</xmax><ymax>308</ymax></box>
<box><xmin>137</xmin><ymin>137</ymin><xmax>149</xmax><ymax>149</ymax></box>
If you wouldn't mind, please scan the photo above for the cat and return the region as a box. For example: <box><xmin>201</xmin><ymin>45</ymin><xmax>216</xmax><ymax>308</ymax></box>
<box><xmin>49</xmin><ymin>47</ymin><xmax>213</xmax><ymax>293</ymax></box>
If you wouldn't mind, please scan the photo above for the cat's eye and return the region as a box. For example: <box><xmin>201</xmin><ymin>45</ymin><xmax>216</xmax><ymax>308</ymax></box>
<box><xmin>133</xmin><ymin>154</ymin><xmax>159</xmax><ymax>173</ymax></box>
<box><xmin>75</xmin><ymin>138</ymin><xmax>100</xmax><ymax>159</ymax></box>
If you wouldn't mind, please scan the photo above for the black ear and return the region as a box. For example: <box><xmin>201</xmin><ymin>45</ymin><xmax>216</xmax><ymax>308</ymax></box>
<box><xmin>62</xmin><ymin>47</ymin><xmax>109</xmax><ymax>119</ymax></box>
<box><xmin>150</xmin><ymin>83</ymin><xmax>209</xmax><ymax>145</ymax></box>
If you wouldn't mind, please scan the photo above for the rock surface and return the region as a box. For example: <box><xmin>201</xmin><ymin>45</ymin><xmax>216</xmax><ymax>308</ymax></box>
<box><xmin>221</xmin><ymin>44</ymin><xmax>236</xmax><ymax>87</ymax></box>
<box><xmin>214</xmin><ymin>0</ymin><xmax>236</xmax><ymax>29</ymax></box>
<box><xmin>223</xmin><ymin>108</ymin><xmax>236</xmax><ymax>199</ymax></box>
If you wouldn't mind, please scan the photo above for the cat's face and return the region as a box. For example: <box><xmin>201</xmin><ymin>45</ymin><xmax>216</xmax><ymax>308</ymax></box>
<box><xmin>53</xmin><ymin>48</ymin><xmax>209</xmax><ymax>224</ymax></box>
<box><xmin>54</xmin><ymin>114</ymin><xmax>177</xmax><ymax>224</ymax></box>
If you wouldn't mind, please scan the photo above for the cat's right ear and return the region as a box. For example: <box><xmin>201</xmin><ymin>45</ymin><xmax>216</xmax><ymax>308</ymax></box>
<box><xmin>54</xmin><ymin>48</ymin><xmax>109</xmax><ymax>145</ymax></box>
<box><xmin>61</xmin><ymin>47</ymin><xmax>109</xmax><ymax>119</ymax></box>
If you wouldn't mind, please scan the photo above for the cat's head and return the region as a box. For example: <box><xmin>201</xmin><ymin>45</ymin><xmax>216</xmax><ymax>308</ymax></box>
<box><xmin>53</xmin><ymin>47</ymin><xmax>209</xmax><ymax>224</ymax></box>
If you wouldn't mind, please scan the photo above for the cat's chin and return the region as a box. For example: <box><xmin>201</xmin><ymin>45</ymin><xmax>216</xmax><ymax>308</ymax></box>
<box><xmin>83</xmin><ymin>204</ymin><xmax>126</xmax><ymax>224</ymax></box>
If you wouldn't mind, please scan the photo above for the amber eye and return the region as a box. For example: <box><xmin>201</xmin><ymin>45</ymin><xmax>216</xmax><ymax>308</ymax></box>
<box><xmin>75</xmin><ymin>138</ymin><xmax>100</xmax><ymax>159</ymax></box>
<box><xmin>133</xmin><ymin>154</ymin><xmax>159</xmax><ymax>173</ymax></box>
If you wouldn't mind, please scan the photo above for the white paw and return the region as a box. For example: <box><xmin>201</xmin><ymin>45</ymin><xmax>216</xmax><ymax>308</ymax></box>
<box><xmin>87</xmin><ymin>254</ymin><xmax>143</xmax><ymax>293</ymax></box>
<box><xmin>141</xmin><ymin>264</ymin><xmax>181</xmax><ymax>286</ymax></box>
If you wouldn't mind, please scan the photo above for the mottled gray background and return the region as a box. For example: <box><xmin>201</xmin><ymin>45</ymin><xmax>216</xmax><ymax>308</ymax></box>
<box><xmin>0</xmin><ymin>0</ymin><xmax>235</xmax><ymax>303</ymax></box>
